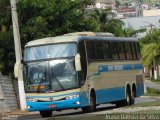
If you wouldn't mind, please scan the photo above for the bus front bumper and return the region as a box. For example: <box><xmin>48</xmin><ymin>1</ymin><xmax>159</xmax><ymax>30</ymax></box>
<box><xmin>27</xmin><ymin>97</ymin><xmax>81</xmax><ymax>111</ymax></box>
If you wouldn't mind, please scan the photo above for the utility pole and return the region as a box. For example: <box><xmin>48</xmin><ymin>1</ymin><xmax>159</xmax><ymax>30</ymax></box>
<box><xmin>10</xmin><ymin>0</ymin><xmax>27</xmax><ymax>110</ymax></box>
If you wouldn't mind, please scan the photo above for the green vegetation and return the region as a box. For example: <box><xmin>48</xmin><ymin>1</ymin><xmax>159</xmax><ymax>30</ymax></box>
<box><xmin>140</xmin><ymin>29</ymin><xmax>160</xmax><ymax>79</ymax></box>
<box><xmin>149</xmin><ymin>77</ymin><xmax>160</xmax><ymax>82</ymax></box>
<box><xmin>0</xmin><ymin>0</ymin><xmax>144</xmax><ymax>75</ymax></box>
<box><xmin>132</xmin><ymin>110</ymin><xmax>160</xmax><ymax>114</ymax></box>
<box><xmin>0</xmin><ymin>0</ymin><xmax>97</xmax><ymax>74</ymax></box>
<box><xmin>130</xmin><ymin>100</ymin><xmax>160</xmax><ymax>107</ymax></box>
<box><xmin>144</xmin><ymin>87</ymin><xmax>160</xmax><ymax>96</ymax></box>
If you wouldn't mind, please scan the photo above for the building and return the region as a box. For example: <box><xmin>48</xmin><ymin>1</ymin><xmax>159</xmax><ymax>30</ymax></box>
<box><xmin>143</xmin><ymin>9</ymin><xmax>160</xmax><ymax>17</ymax></box>
<box><xmin>116</xmin><ymin>7</ymin><xmax>137</xmax><ymax>19</ymax></box>
<box><xmin>122</xmin><ymin>16</ymin><xmax>160</xmax><ymax>37</ymax></box>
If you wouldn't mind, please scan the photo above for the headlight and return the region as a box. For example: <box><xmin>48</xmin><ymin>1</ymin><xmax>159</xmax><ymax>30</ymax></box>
<box><xmin>26</xmin><ymin>98</ymin><xmax>38</xmax><ymax>102</ymax></box>
<box><xmin>65</xmin><ymin>94</ymin><xmax>80</xmax><ymax>100</ymax></box>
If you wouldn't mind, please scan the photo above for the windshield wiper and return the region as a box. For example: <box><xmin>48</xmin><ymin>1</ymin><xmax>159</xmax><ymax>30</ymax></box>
<box><xmin>51</xmin><ymin>68</ymin><xmax>65</xmax><ymax>91</ymax></box>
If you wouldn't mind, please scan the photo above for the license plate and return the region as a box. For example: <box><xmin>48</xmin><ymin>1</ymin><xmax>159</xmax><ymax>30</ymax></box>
<box><xmin>48</xmin><ymin>104</ymin><xmax>56</xmax><ymax>108</ymax></box>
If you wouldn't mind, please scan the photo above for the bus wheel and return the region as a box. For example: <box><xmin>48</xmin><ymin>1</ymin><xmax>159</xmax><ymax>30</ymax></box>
<box><xmin>125</xmin><ymin>88</ymin><xmax>132</xmax><ymax>106</ymax></box>
<box><xmin>131</xmin><ymin>90</ymin><xmax>135</xmax><ymax>105</ymax></box>
<box><xmin>89</xmin><ymin>93</ymin><xmax>96</xmax><ymax>112</ymax></box>
<box><xmin>116</xmin><ymin>88</ymin><xmax>132</xmax><ymax>107</ymax></box>
<box><xmin>39</xmin><ymin>110</ymin><xmax>52</xmax><ymax>117</ymax></box>
<box><xmin>82</xmin><ymin>93</ymin><xmax>96</xmax><ymax>112</ymax></box>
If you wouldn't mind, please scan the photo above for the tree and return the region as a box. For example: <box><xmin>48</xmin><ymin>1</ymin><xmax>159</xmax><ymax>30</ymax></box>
<box><xmin>105</xmin><ymin>19</ymin><xmax>125</xmax><ymax>36</ymax></box>
<box><xmin>124</xmin><ymin>2</ymin><xmax>129</xmax><ymax>8</ymax></box>
<box><xmin>115</xmin><ymin>0</ymin><xmax>121</xmax><ymax>8</ymax></box>
<box><xmin>140</xmin><ymin>29</ymin><xmax>160</xmax><ymax>79</ymax></box>
<box><xmin>18</xmin><ymin>0</ymin><xmax>99</xmax><ymax>45</ymax></box>
<box><xmin>0</xmin><ymin>0</ymin><xmax>15</xmax><ymax>74</ymax></box>
<box><xmin>89</xmin><ymin>9</ymin><xmax>146</xmax><ymax>37</ymax></box>
<box><xmin>0</xmin><ymin>0</ymin><xmax>100</xmax><ymax>74</ymax></box>
<box><xmin>88</xmin><ymin>8</ymin><xmax>112</xmax><ymax>32</ymax></box>
<box><xmin>0</xmin><ymin>0</ymin><xmax>146</xmax><ymax>74</ymax></box>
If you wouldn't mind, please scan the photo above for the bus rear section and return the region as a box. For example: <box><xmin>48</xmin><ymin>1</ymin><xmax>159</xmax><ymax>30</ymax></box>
<box><xmin>78</xmin><ymin>37</ymin><xmax>144</xmax><ymax>111</ymax></box>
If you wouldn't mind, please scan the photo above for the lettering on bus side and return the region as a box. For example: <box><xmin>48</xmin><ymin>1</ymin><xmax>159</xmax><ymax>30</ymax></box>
<box><xmin>98</xmin><ymin>65</ymin><xmax>124</xmax><ymax>74</ymax></box>
<box><xmin>108</xmin><ymin>65</ymin><xmax>123</xmax><ymax>71</ymax></box>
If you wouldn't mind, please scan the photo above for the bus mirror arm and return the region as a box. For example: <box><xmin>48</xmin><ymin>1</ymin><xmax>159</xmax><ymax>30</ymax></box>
<box><xmin>75</xmin><ymin>53</ymin><xmax>82</xmax><ymax>71</ymax></box>
<box><xmin>21</xmin><ymin>60</ymin><xmax>24</xmax><ymax>64</ymax></box>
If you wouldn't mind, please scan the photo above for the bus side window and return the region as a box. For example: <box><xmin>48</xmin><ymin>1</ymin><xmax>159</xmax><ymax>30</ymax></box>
<box><xmin>103</xmin><ymin>41</ymin><xmax>112</xmax><ymax>60</ymax></box>
<box><xmin>131</xmin><ymin>42</ymin><xmax>137</xmax><ymax>60</ymax></box>
<box><xmin>86</xmin><ymin>41</ymin><xmax>94</xmax><ymax>60</ymax></box>
<box><xmin>110</xmin><ymin>42</ymin><xmax>119</xmax><ymax>60</ymax></box>
<box><xmin>94</xmin><ymin>41</ymin><xmax>104</xmax><ymax>60</ymax></box>
<box><xmin>124</xmin><ymin>42</ymin><xmax>133</xmax><ymax>60</ymax></box>
<box><xmin>118</xmin><ymin>42</ymin><xmax>126</xmax><ymax>60</ymax></box>
<box><xmin>135</xmin><ymin>42</ymin><xmax>141</xmax><ymax>60</ymax></box>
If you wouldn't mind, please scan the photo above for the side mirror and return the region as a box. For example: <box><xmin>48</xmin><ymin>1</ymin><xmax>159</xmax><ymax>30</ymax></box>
<box><xmin>75</xmin><ymin>53</ymin><xmax>82</xmax><ymax>71</ymax></box>
<box><xmin>14</xmin><ymin>61</ymin><xmax>20</xmax><ymax>78</ymax></box>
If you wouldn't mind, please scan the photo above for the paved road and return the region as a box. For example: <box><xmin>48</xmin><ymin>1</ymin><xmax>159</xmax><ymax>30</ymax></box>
<box><xmin>16</xmin><ymin>97</ymin><xmax>158</xmax><ymax>120</ymax></box>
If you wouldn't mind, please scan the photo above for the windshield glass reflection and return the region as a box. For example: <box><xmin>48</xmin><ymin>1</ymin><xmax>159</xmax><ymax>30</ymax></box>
<box><xmin>24</xmin><ymin>43</ymin><xmax>77</xmax><ymax>61</ymax></box>
<box><xmin>24</xmin><ymin>59</ymin><xmax>79</xmax><ymax>93</ymax></box>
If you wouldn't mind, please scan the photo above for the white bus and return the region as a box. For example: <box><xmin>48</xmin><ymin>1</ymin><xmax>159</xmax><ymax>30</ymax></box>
<box><xmin>23</xmin><ymin>32</ymin><xmax>144</xmax><ymax>117</ymax></box>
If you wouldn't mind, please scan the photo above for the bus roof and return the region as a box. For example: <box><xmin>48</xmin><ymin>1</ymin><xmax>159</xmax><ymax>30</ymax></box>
<box><xmin>25</xmin><ymin>32</ymin><xmax>138</xmax><ymax>47</ymax></box>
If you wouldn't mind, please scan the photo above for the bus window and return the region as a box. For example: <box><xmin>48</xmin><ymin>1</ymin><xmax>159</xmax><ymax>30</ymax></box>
<box><xmin>124</xmin><ymin>42</ymin><xmax>133</xmax><ymax>60</ymax></box>
<box><xmin>111</xmin><ymin>42</ymin><xmax>119</xmax><ymax>60</ymax></box>
<box><xmin>94</xmin><ymin>41</ymin><xmax>104</xmax><ymax>60</ymax></box>
<box><xmin>135</xmin><ymin>42</ymin><xmax>141</xmax><ymax>60</ymax></box>
<box><xmin>86</xmin><ymin>41</ymin><xmax>94</xmax><ymax>60</ymax></box>
<box><xmin>118</xmin><ymin>42</ymin><xmax>126</xmax><ymax>60</ymax></box>
<box><xmin>131</xmin><ymin>42</ymin><xmax>137</xmax><ymax>60</ymax></box>
<box><xmin>103</xmin><ymin>41</ymin><xmax>112</xmax><ymax>60</ymax></box>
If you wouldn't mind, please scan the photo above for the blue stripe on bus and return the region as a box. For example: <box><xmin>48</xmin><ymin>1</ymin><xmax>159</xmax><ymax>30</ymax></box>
<box><xmin>98</xmin><ymin>64</ymin><xmax>143</xmax><ymax>74</ymax></box>
<box><xmin>95</xmin><ymin>84</ymin><xmax>144</xmax><ymax>104</ymax></box>
<box><xmin>96</xmin><ymin>86</ymin><xmax>125</xmax><ymax>104</ymax></box>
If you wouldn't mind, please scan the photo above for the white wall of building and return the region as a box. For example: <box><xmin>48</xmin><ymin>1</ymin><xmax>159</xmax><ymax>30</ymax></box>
<box><xmin>143</xmin><ymin>9</ymin><xmax>160</xmax><ymax>17</ymax></box>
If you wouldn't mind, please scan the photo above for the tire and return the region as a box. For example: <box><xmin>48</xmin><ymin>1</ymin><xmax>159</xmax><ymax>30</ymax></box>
<box><xmin>82</xmin><ymin>92</ymin><xmax>96</xmax><ymax>112</ymax></box>
<box><xmin>125</xmin><ymin>88</ymin><xmax>132</xmax><ymax>106</ymax></box>
<box><xmin>116</xmin><ymin>88</ymin><xmax>132</xmax><ymax>107</ymax></box>
<box><xmin>130</xmin><ymin>90</ymin><xmax>135</xmax><ymax>105</ymax></box>
<box><xmin>39</xmin><ymin>110</ymin><xmax>52</xmax><ymax>117</ymax></box>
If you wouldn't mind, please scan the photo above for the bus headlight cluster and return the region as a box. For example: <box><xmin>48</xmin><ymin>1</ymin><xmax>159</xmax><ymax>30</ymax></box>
<box><xmin>65</xmin><ymin>94</ymin><xmax>79</xmax><ymax>100</ymax></box>
<box><xmin>26</xmin><ymin>98</ymin><xmax>38</xmax><ymax>102</ymax></box>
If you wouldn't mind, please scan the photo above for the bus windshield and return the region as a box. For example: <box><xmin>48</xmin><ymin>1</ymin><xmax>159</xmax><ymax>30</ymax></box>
<box><xmin>24</xmin><ymin>43</ymin><xmax>77</xmax><ymax>61</ymax></box>
<box><xmin>23</xmin><ymin>43</ymin><xmax>79</xmax><ymax>93</ymax></box>
<box><xmin>24</xmin><ymin>59</ymin><xmax>79</xmax><ymax>93</ymax></box>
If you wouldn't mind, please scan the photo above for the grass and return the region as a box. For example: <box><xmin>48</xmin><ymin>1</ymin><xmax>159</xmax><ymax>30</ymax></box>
<box><xmin>131</xmin><ymin>110</ymin><xmax>160</xmax><ymax>114</ymax></box>
<box><xmin>144</xmin><ymin>87</ymin><xmax>160</xmax><ymax>96</ymax></box>
<box><xmin>149</xmin><ymin>77</ymin><xmax>160</xmax><ymax>82</ymax></box>
<box><xmin>128</xmin><ymin>100</ymin><xmax>160</xmax><ymax>108</ymax></box>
